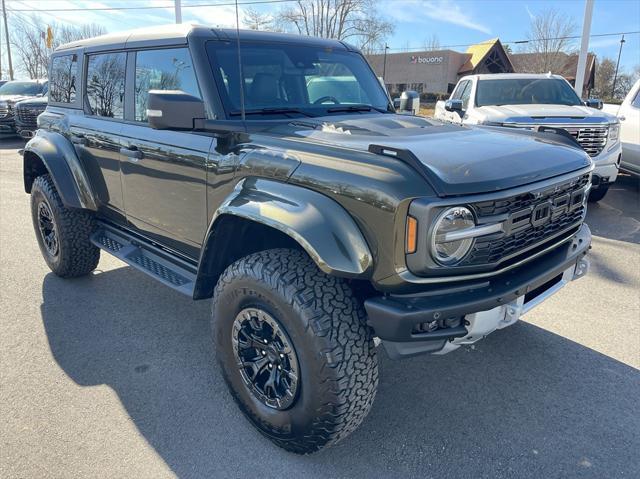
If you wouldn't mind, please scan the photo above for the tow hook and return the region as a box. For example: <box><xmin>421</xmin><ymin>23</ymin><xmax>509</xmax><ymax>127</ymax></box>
<box><xmin>573</xmin><ymin>257</ymin><xmax>590</xmax><ymax>280</ymax></box>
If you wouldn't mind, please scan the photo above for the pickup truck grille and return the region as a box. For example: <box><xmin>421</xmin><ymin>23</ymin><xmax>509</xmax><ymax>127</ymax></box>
<box><xmin>16</xmin><ymin>104</ymin><xmax>45</xmax><ymax>128</ymax></box>
<box><xmin>0</xmin><ymin>105</ymin><xmax>9</xmax><ymax>118</ymax></box>
<box><xmin>563</xmin><ymin>126</ymin><xmax>608</xmax><ymax>157</ymax></box>
<box><xmin>463</xmin><ymin>173</ymin><xmax>590</xmax><ymax>266</ymax></box>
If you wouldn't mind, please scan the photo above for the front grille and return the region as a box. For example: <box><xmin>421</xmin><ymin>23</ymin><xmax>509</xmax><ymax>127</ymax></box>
<box><xmin>564</xmin><ymin>126</ymin><xmax>608</xmax><ymax>157</ymax></box>
<box><xmin>0</xmin><ymin>105</ymin><xmax>9</xmax><ymax>118</ymax></box>
<box><xmin>16</xmin><ymin>105</ymin><xmax>44</xmax><ymax>128</ymax></box>
<box><xmin>462</xmin><ymin>173</ymin><xmax>590</xmax><ymax>267</ymax></box>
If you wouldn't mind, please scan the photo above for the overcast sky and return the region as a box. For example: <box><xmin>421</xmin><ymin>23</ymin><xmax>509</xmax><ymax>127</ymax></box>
<box><xmin>2</xmin><ymin>0</ymin><xmax>639</xmax><ymax>74</ymax></box>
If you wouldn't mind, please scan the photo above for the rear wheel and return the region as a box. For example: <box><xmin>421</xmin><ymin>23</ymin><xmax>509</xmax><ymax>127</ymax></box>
<box><xmin>212</xmin><ymin>248</ymin><xmax>378</xmax><ymax>454</ymax></box>
<box><xmin>588</xmin><ymin>184</ymin><xmax>609</xmax><ymax>203</ymax></box>
<box><xmin>30</xmin><ymin>174</ymin><xmax>100</xmax><ymax>277</ymax></box>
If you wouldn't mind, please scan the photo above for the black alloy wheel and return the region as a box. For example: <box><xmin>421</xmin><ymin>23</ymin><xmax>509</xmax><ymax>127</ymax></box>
<box><xmin>37</xmin><ymin>200</ymin><xmax>59</xmax><ymax>257</ymax></box>
<box><xmin>231</xmin><ymin>307</ymin><xmax>300</xmax><ymax>410</ymax></box>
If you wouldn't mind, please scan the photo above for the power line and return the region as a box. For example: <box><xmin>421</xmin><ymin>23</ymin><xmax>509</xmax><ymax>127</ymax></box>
<box><xmin>382</xmin><ymin>30</ymin><xmax>640</xmax><ymax>52</ymax></box>
<box><xmin>6</xmin><ymin>0</ymin><xmax>297</xmax><ymax>12</ymax></box>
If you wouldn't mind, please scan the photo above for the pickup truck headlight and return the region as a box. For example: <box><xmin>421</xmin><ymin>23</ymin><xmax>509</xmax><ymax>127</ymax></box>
<box><xmin>608</xmin><ymin>123</ymin><xmax>620</xmax><ymax>142</ymax></box>
<box><xmin>430</xmin><ymin>207</ymin><xmax>475</xmax><ymax>265</ymax></box>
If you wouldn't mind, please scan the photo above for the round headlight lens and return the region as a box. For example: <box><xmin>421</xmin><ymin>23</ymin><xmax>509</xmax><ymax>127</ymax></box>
<box><xmin>431</xmin><ymin>207</ymin><xmax>475</xmax><ymax>265</ymax></box>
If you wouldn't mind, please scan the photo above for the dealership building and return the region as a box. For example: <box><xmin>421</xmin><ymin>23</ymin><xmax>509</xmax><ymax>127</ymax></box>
<box><xmin>366</xmin><ymin>38</ymin><xmax>595</xmax><ymax>97</ymax></box>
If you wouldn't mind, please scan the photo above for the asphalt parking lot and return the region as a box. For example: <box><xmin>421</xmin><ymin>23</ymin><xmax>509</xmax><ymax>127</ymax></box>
<box><xmin>1</xmin><ymin>137</ymin><xmax>639</xmax><ymax>478</ymax></box>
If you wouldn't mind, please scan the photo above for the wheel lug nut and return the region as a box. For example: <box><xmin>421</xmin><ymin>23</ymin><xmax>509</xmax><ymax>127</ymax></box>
<box><xmin>279</xmin><ymin>353</ymin><xmax>284</xmax><ymax>359</ymax></box>
<box><xmin>263</xmin><ymin>339</ymin><xmax>268</xmax><ymax>344</ymax></box>
<box><xmin>261</xmin><ymin>350</ymin><xmax>266</xmax><ymax>356</ymax></box>
<box><xmin>277</xmin><ymin>365</ymin><xmax>282</xmax><ymax>370</ymax></box>
<box><xmin>268</xmin><ymin>363</ymin><xmax>273</xmax><ymax>369</ymax></box>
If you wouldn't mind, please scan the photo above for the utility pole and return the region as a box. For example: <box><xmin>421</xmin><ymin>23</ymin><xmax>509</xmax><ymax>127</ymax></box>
<box><xmin>611</xmin><ymin>35</ymin><xmax>626</xmax><ymax>99</ymax></box>
<box><xmin>574</xmin><ymin>0</ymin><xmax>594</xmax><ymax>99</ymax></box>
<box><xmin>2</xmin><ymin>0</ymin><xmax>14</xmax><ymax>80</ymax></box>
<box><xmin>174</xmin><ymin>0</ymin><xmax>182</xmax><ymax>24</ymax></box>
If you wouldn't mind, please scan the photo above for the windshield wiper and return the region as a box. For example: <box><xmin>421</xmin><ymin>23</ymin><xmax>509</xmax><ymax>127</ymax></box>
<box><xmin>229</xmin><ymin>107</ymin><xmax>315</xmax><ymax>118</ymax></box>
<box><xmin>326</xmin><ymin>104</ymin><xmax>390</xmax><ymax>114</ymax></box>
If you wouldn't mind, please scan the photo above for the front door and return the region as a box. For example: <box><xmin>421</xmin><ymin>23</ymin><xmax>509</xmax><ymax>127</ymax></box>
<box><xmin>120</xmin><ymin>47</ymin><xmax>210</xmax><ymax>259</ymax></box>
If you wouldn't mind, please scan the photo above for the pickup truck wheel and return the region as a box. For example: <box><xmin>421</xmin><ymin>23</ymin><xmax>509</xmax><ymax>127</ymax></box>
<box><xmin>212</xmin><ymin>248</ymin><xmax>378</xmax><ymax>454</ymax></box>
<box><xmin>30</xmin><ymin>174</ymin><xmax>100</xmax><ymax>277</ymax></box>
<box><xmin>588</xmin><ymin>184</ymin><xmax>609</xmax><ymax>202</ymax></box>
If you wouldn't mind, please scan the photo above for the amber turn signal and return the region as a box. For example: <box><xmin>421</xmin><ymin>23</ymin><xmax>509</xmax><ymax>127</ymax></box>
<box><xmin>406</xmin><ymin>216</ymin><xmax>418</xmax><ymax>254</ymax></box>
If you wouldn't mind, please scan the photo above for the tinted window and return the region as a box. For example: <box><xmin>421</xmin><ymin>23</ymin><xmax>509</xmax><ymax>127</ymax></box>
<box><xmin>86</xmin><ymin>52</ymin><xmax>126</xmax><ymax>118</ymax></box>
<box><xmin>207</xmin><ymin>41</ymin><xmax>390</xmax><ymax>118</ymax></box>
<box><xmin>49</xmin><ymin>54</ymin><xmax>77</xmax><ymax>103</ymax></box>
<box><xmin>135</xmin><ymin>48</ymin><xmax>200</xmax><ymax>122</ymax></box>
<box><xmin>451</xmin><ymin>80</ymin><xmax>469</xmax><ymax>100</ymax></box>
<box><xmin>0</xmin><ymin>81</ymin><xmax>46</xmax><ymax>96</ymax></box>
<box><xmin>476</xmin><ymin>78</ymin><xmax>582</xmax><ymax>107</ymax></box>
<box><xmin>632</xmin><ymin>89</ymin><xmax>640</xmax><ymax>109</ymax></box>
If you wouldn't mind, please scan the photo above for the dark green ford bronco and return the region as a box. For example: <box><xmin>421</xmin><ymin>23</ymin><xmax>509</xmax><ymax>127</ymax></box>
<box><xmin>24</xmin><ymin>25</ymin><xmax>592</xmax><ymax>453</ymax></box>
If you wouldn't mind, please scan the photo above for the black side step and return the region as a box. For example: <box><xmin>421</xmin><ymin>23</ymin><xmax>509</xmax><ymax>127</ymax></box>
<box><xmin>91</xmin><ymin>224</ymin><xmax>197</xmax><ymax>297</ymax></box>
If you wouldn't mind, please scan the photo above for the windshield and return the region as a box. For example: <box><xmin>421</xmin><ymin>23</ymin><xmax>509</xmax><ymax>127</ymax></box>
<box><xmin>207</xmin><ymin>40</ymin><xmax>391</xmax><ymax>118</ymax></box>
<box><xmin>0</xmin><ymin>81</ymin><xmax>46</xmax><ymax>96</ymax></box>
<box><xmin>476</xmin><ymin>78</ymin><xmax>582</xmax><ymax>107</ymax></box>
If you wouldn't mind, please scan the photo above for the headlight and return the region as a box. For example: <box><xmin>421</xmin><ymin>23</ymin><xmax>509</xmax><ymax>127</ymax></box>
<box><xmin>430</xmin><ymin>206</ymin><xmax>475</xmax><ymax>265</ymax></box>
<box><xmin>609</xmin><ymin>123</ymin><xmax>620</xmax><ymax>142</ymax></box>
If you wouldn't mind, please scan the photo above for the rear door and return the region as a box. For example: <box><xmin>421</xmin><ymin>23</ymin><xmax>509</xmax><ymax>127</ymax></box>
<box><xmin>119</xmin><ymin>47</ymin><xmax>210</xmax><ymax>258</ymax></box>
<box><xmin>70</xmin><ymin>51</ymin><xmax>127</xmax><ymax>222</ymax></box>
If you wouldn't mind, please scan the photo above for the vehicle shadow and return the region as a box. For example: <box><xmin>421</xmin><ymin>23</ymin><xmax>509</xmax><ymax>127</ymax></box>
<box><xmin>585</xmin><ymin>173</ymin><xmax>640</xmax><ymax>245</ymax></box>
<box><xmin>40</xmin><ymin>268</ymin><xmax>639</xmax><ymax>479</ymax></box>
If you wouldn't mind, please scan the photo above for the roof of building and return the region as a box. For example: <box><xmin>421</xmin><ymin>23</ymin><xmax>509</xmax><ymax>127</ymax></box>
<box><xmin>509</xmin><ymin>52</ymin><xmax>596</xmax><ymax>85</ymax></box>
<box><xmin>458</xmin><ymin>38</ymin><xmax>500</xmax><ymax>73</ymax></box>
<box><xmin>56</xmin><ymin>23</ymin><xmax>349</xmax><ymax>51</ymax></box>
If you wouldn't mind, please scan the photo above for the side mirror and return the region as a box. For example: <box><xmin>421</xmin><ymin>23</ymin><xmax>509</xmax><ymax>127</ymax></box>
<box><xmin>584</xmin><ymin>98</ymin><xmax>603</xmax><ymax>110</ymax></box>
<box><xmin>147</xmin><ymin>90</ymin><xmax>205</xmax><ymax>130</ymax></box>
<box><xmin>444</xmin><ymin>99</ymin><xmax>463</xmax><ymax>113</ymax></box>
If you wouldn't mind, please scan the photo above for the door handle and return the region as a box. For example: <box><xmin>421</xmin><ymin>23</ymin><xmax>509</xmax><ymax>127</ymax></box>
<box><xmin>120</xmin><ymin>146</ymin><xmax>143</xmax><ymax>161</ymax></box>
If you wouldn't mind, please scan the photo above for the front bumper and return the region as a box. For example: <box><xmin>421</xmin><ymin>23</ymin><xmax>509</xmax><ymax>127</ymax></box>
<box><xmin>0</xmin><ymin>117</ymin><xmax>17</xmax><ymax>137</ymax></box>
<box><xmin>365</xmin><ymin>223</ymin><xmax>591</xmax><ymax>359</ymax></box>
<box><xmin>592</xmin><ymin>145</ymin><xmax>621</xmax><ymax>188</ymax></box>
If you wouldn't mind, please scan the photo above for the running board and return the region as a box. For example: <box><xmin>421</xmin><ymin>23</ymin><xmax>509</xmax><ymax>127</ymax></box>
<box><xmin>91</xmin><ymin>225</ymin><xmax>197</xmax><ymax>297</ymax></box>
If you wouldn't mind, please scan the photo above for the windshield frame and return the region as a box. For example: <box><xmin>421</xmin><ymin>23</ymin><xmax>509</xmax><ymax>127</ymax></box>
<box><xmin>475</xmin><ymin>77</ymin><xmax>583</xmax><ymax>107</ymax></box>
<box><xmin>205</xmin><ymin>39</ymin><xmax>393</xmax><ymax>120</ymax></box>
<box><xmin>0</xmin><ymin>81</ymin><xmax>47</xmax><ymax>97</ymax></box>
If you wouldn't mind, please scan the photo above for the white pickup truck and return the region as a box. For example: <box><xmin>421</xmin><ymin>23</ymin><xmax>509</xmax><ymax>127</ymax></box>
<box><xmin>435</xmin><ymin>73</ymin><xmax>622</xmax><ymax>202</ymax></box>
<box><xmin>603</xmin><ymin>79</ymin><xmax>640</xmax><ymax>176</ymax></box>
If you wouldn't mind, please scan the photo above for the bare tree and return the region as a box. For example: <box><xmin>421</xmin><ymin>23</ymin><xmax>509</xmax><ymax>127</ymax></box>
<box><xmin>243</xmin><ymin>7</ymin><xmax>273</xmax><ymax>30</ymax></box>
<box><xmin>10</xmin><ymin>14</ymin><xmax>105</xmax><ymax>79</ymax></box>
<box><xmin>276</xmin><ymin>0</ymin><xmax>393</xmax><ymax>54</ymax></box>
<box><xmin>423</xmin><ymin>34</ymin><xmax>440</xmax><ymax>51</ymax></box>
<box><xmin>521</xmin><ymin>9</ymin><xmax>576</xmax><ymax>73</ymax></box>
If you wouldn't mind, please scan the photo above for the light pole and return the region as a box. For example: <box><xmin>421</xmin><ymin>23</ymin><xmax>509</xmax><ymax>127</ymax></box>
<box><xmin>611</xmin><ymin>35</ymin><xmax>626</xmax><ymax>99</ymax></box>
<box><xmin>382</xmin><ymin>44</ymin><xmax>389</xmax><ymax>83</ymax></box>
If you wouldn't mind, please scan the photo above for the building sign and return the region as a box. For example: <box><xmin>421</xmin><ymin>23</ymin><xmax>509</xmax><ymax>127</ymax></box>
<box><xmin>410</xmin><ymin>55</ymin><xmax>444</xmax><ymax>65</ymax></box>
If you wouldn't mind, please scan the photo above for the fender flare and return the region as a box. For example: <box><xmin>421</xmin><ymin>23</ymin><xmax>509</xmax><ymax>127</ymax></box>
<box><xmin>194</xmin><ymin>178</ymin><xmax>373</xmax><ymax>298</ymax></box>
<box><xmin>23</xmin><ymin>130</ymin><xmax>98</xmax><ymax>210</ymax></box>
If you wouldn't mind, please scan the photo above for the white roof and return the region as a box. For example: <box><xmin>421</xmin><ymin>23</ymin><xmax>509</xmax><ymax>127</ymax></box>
<box><xmin>462</xmin><ymin>73</ymin><xmax>566</xmax><ymax>81</ymax></box>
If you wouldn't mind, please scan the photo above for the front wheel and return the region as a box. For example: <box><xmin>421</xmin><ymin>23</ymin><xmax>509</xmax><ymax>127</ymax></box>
<box><xmin>212</xmin><ymin>248</ymin><xmax>378</xmax><ymax>454</ymax></box>
<box><xmin>588</xmin><ymin>184</ymin><xmax>609</xmax><ymax>202</ymax></box>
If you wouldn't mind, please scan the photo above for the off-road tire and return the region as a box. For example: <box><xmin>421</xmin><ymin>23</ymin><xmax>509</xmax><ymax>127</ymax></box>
<box><xmin>30</xmin><ymin>174</ymin><xmax>100</xmax><ymax>277</ymax></box>
<box><xmin>212</xmin><ymin>248</ymin><xmax>378</xmax><ymax>454</ymax></box>
<box><xmin>588</xmin><ymin>184</ymin><xmax>609</xmax><ymax>202</ymax></box>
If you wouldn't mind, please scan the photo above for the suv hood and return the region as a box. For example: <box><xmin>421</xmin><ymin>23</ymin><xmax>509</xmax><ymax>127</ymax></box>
<box><xmin>473</xmin><ymin>103</ymin><xmax>616</xmax><ymax>124</ymax></box>
<box><xmin>0</xmin><ymin>94</ymin><xmax>37</xmax><ymax>105</ymax></box>
<box><xmin>282</xmin><ymin>114</ymin><xmax>592</xmax><ymax>196</ymax></box>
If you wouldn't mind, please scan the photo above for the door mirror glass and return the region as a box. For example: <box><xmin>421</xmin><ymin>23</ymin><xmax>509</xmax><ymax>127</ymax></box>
<box><xmin>445</xmin><ymin>99</ymin><xmax>463</xmax><ymax>112</ymax></box>
<box><xmin>584</xmin><ymin>98</ymin><xmax>603</xmax><ymax>110</ymax></box>
<box><xmin>147</xmin><ymin>90</ymin><xmax>205</xmax><ymax>130</ymax></box>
